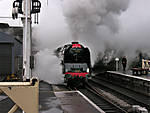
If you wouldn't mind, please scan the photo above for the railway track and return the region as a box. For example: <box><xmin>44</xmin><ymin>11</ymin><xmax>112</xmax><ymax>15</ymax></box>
<box><xmin>90</xmin><ymin>75</ymin><xmax>150</xmax><ymax>112</ymax></box>
<box><xmin>79</xmin><ymin>82</ymin><xmax>127</xmax><ymax>113</ymax></box>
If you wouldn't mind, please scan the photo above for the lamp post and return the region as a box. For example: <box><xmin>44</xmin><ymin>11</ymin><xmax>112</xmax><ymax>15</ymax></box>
<box><xmin>115</xmin><ymin>58</ymin><xmax>119</xmax><ymax>71</ymax></box>
<box><xmin>22</xmin><ymin>0</ymin><xmax>32</xmax><ymax>80</ymax></box>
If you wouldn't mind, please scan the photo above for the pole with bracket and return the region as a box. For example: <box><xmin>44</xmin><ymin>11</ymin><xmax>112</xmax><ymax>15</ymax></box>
<box><xmin>12</xmin><ymin>0</ymin><xmax>41</xmax><ymax>80</ymax></box>
<box><xmin>22</xmin><ymin>0</ymin><xmax>32</xmax><ymax>80</ymax></box>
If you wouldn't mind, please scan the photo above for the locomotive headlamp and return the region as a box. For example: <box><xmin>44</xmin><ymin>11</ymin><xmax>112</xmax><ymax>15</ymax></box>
<box><xmin>65</xmin><ymin>69</ymin><xmax>68</xmax><ymax>72</ymax></box>
<box><xmin>87</xmin><ymin>68</ymin><xmax>89</xmax><ymax>73</ymax></box>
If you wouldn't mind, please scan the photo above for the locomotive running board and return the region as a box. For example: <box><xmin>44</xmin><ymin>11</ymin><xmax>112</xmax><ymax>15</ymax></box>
<box><xmin>0</xmin><ymin>77</ymin><xmax>39</xmax><ymax>113</ymax></box>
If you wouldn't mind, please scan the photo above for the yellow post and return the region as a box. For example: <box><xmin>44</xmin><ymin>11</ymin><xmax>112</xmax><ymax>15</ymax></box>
<box><xmin>8</xmin><ymin>104</ymin><xmax>18</xmax><ymax>113</ymax></box>
<box><xmin>0</xmin><ymin>78</ymin><xmax>39</xmax><ymax>113</ymax></box>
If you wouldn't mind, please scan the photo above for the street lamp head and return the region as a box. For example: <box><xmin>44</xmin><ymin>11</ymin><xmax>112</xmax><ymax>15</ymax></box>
<box><xmin>115</xmin><ymin>58</ymin><xmax>119</xmax><ymax>61</ymax></box>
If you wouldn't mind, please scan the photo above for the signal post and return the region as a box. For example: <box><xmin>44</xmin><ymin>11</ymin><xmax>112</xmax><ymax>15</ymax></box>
<box><xmin>0</xmin><ymin>0</ymin><xmax>41</xmax><ymax>113</ymax></box>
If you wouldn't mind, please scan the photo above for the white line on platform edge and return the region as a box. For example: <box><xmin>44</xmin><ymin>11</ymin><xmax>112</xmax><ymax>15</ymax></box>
<box><xmin>54</xmin><ymin>90</ymin><xmax>78</xmax><ymax>93</ymax></box>
<box><xmin>108</xmin><ymin>71</ymin><xmax>150</xmax><ymax>82</ymax></box>
<box><xmin>77</xmin><ymin>91</ymin><xmax>105</xmax><ymax>113</ymax></box>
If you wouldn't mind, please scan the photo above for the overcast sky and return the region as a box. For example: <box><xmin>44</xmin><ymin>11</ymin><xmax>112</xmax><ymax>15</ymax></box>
<box><xmin>0</xmin><ymin>0</ymin><xmax>149</xmax><ymax>29</ymax></box>
<box><xmin>1</xmin><ymin>0</ymin><xmax>150</xmax><ymax>54</ymax></box>
<box><xmin>0</xmin><ymin>0</ymin><xmax>150</xmax><ymax>26</ymax></box>
<box><xmin>0</xmin><ymin>0</ymin><xmax>17</xmax><ymax>25</ymax></box>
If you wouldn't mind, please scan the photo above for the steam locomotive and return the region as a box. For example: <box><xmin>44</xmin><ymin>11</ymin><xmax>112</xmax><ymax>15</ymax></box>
<box><xmin>62</xmin><ymin>42</ymin><xmax>91</xmax><ymax>87</ymax></box>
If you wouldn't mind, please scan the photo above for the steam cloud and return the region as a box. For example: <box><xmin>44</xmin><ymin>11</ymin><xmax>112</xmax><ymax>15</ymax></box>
<box><xmin>62</xmin><ymin>0</ymin><xmax>129</xmax><ymax>40</ymax></box>
<box><xmin>33</xmin><ymin>0</ymin><xmax>129</xmax><ymax>83</ymax></box>
<box><xmin>61</xmin><ymin>0</ymin><xmax>130</xmax><ymax>64</ymax></box>
<box><xmin>32</xmin><ymin>0</ymin><xmax>71</xmax><ymax>84</ymax></box>
<box><xmin>33</xmin><ymin>0</ymin><xmax>150</xmax><ymax>82</ymax></box>
<box><xmin>33</xmin><ymin>49</ymin><xmax>63</xmax><ymax>84</ymax></box>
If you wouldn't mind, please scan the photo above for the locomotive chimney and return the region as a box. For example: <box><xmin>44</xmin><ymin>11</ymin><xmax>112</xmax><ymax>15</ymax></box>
<box><xmin>72</xmin><ymin>42</ymin><xmax>79</xmax><ymax>44</ymax></box>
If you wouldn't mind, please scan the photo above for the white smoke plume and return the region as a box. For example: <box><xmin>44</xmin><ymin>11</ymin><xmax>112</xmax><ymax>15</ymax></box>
<box><xmin>33</xmin><ymin>49</ymin><xmax>63</xmax><ymax>84</ymax></box>
<box><xmin>61</xmin><ymin>0</ymin><xmax>130</xmax><ymax>63</ymax></box>
<box><xmin>62</xmin><ymin>0</ymin><xmax>129</xmax><ymax>40</ymax></box>
<box><xmin>32</xmin><ymin>0</ymin><xmax>71</xmax><ymax>84</ymax></box>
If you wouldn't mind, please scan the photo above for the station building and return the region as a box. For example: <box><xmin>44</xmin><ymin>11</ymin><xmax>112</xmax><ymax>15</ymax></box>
<box><xmin>0</xmin><ymin>23</ymin><xmax>23</xmax><ymax>80</ymax></box>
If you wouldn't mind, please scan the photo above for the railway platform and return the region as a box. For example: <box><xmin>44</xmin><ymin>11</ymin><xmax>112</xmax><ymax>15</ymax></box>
<box><xmin>54</xmin><ymin>91</ymin><xmax>104</xmax><ymax>113</ymax></box>
<box><xmin>104</xmin><ymin>71</ymin><xmax>150</xmax><ymax>96</ymax></box>
<box><xmin>113</xmin><ymin>70</ymin><xmax>150</xmax><ymax>80</ymax></box>
<box><xmin>123</xmin><ymin>70</ymin><xmax>150</xmax><ymax>80</ymax></box>
<box><xmin>0</xmin><ymin>81</ymin><xmax>105</xmax><ymax>113</ymax></box>
<box><xmin>39</xmin><ymin>81</ymin><xmax>105</xmax><ymax>113</ymax></box>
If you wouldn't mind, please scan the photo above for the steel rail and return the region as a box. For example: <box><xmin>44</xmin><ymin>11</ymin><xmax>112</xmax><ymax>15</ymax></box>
<box><xmin>92</xmin><ymin>76</ymin><xmax>150</xmax><ymax>107</ymax></box>
<box><xmin>85</xmin><ymin>82</ymin><xmax>128</xmax><ymax>113</ymax></box>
